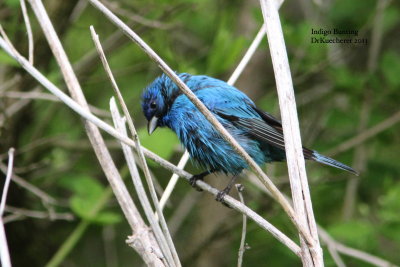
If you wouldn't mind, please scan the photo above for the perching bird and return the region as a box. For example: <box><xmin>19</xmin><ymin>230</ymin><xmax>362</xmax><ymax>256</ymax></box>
<box><xmin>142</xmin><ymin>73</ymin><xmax>358</xmax><ymax>201</ymax></box>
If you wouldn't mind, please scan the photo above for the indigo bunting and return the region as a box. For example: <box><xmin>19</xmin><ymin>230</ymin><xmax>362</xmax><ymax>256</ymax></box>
<box><xmin>142</xmin><ymin>73</ymin><xmax>357</xmax><ymax>201</ymax></box>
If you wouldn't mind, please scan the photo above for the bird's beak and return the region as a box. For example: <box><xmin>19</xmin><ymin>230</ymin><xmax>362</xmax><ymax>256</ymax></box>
<box><xmin>147</xmin><ymin>116</ymin><xmax>159</xmax><ymax>135</ymax></box>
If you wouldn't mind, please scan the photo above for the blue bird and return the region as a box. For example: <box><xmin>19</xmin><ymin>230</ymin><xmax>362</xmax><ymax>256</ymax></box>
<box><xmin>142</xmin><ymin>73</ymin><xmax>358</xmax><ymax>201</ymax></box>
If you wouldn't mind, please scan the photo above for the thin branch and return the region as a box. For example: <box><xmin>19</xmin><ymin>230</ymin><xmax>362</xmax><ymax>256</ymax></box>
<box><xmin>4</xmin><ymin>205</ymin><xmax>74</xmax><ymax>221</ymax></box>
<box><xmin>110</xmin><ymin>101</ymin><xmax>173</xmax><ymax>266</ymax></box>
<box><xmin>326</xmin><ymin>245</ymin><xmax>346</xmax><ymax>267</ymax></box>
<box><xmin>0</xmin><ymin>148</ymin><xmax>15</xmax><ymax>267</ymax></box>
<box><xmin>3</xmin><ymin>213</ymin><xmax>24</xmax><ymax>224</ymax></box>
<box><xmin>69</xmin><ymin>0</ymin><xmax>88</xmax><ymax>23</ymax></box>
<box><xmin>88</xmin><ymin>0</ymin><xmax>314</xmax><ymax>246</ymax></box>
<box><xmin>0</xmin><ymin>162</ymin><xmax>58</xmax><ymax>205</ymax></box>
<box><xmin>103</xmin><ymin>1</ymin><xmax>175</xmax><ymax>30</ymax></box>
<box><xmin>236</xmin><ymin>184</ymin><xmax>248</xmax><ymax>267</ymax></box>
<box><xmin>0</xmin><ymin>33</ymin><xmax>301</xmax><ymax>257</ymax></box>
<box><xmin>259</xmin><ymin>0</ymin><xmax>322</xmax><ymax>266</ymax></box>
<box><xmin>1</xmin><ymin>90</ymin><xmax>58</xmax><ymax>101</ymax></box>
<box><xmin>0</xmin><ymin>24</ymin><xmax>22</xmax><ymax>58</ymax></box>
<box><xmin>20</xmin><ymin>0</ymin><xmax>34</xmax><ymax>64</ymax></box>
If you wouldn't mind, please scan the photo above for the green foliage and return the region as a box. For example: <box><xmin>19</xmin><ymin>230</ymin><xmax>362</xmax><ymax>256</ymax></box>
<box><xmin>60</xmin><ymin>176</ymin><xmax>122</xmax><ymax>225</ymax></box>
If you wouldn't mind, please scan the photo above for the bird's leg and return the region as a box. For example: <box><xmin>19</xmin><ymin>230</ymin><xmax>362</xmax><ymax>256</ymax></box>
<box><xmin>189</xmin><ymin>169</ymin><xmax>215</xmax><ymax>191</ymax></box>
<box><xmin>216</xmin><ymin>175</ymin><xmax>239</xmax><ymax>203</ymax></box>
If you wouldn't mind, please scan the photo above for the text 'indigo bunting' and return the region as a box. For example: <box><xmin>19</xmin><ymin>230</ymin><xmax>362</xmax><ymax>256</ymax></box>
<box><xmin>142</xmin><ymin>73</ymin><xmax>358</xmax><ymax>201</ymax></box>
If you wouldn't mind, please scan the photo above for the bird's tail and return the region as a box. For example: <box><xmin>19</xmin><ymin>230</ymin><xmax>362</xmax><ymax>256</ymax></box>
<box><xmin>309</xmin><ymin>150</ymin><xmax>359</xmax><ymax>176</ymax></box>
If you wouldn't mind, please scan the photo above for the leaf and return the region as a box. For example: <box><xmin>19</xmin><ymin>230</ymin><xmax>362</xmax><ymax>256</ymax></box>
<box><xmin>60</xmin><ymin>176</ymin><xmax>120</xmax><ymax>224</ymax></box>
<box><xmin>92</xmin><ymin>211</ymin><xmax>122</xmax><ymax>225</ymax></box>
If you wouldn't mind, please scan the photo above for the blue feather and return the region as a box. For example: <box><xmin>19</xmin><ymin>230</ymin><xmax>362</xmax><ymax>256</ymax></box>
<box><xmin>141</xmin><ymin>73</ymin><xmax>358</xmax><ymax>179</ymax></box>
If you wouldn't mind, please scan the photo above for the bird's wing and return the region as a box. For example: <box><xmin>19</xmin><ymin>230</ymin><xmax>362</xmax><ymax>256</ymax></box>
<box><xmin>214</xmin><ymin>103</ymin><xmax>286</xmax><ymax>151</ymax></box>
<box><xmin>215</xmin><ymin>105</ymin><xmax>314</xmax><ymax>159</ymax></box>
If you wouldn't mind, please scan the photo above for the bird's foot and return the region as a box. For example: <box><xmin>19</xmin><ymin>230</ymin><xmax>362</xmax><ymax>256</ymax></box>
<box><xmin>215</xmin><ymin>188</ymin><xmax>232</xmax><ymax>208</ymax></box>
<box><xmin>215</xmin><ymin>175</ymin><xmax>239</xmax><ymax>208</ymax></box>
<box><xmin>215</xmin><ymin>190</ymin><xmax>227</xmax><ymax>202</ymax></box>
<box><xmin>189</xmin><ymin>174</ymin><xmax>205</xmax><ymax>192</ymax></box>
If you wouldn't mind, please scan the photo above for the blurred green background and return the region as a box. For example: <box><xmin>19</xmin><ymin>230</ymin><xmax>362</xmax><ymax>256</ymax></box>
<box><xmin>1</xmin><ymin>0</ymin><xmax>400</xmax><ymax>266</ymax></box>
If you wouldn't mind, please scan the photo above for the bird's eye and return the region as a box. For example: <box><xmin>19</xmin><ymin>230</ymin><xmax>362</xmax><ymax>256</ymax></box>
<box><xmin>150</xmin><ymin>101</ymin><xmax>157</xmax><ymax>109</ymax></box>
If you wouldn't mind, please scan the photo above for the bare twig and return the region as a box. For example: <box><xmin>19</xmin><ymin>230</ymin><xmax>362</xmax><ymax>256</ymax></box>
<box><xmin>1</xmin><ymin>90</ymin><xmax>58</xmax><ymax>101</ymax></box>
<box><xmin>236</xmin><ymin>184</ymin><xmax>248</xmax><ymax>267</ymax></box>
<box><xmin>326</xmin><ymin>245</ymin><xmax>346</xmax><ymax>267</ymax></box>
<box><xmin>259</xmin><ymin>0</ymin><xmax>322</xmax><ymax>266</ymax></box>
<box><xmin>0</xmin><ymin>148</ymin><xmax>15</xmax><ymax>267</ymax></box>
<box><xmin>0</xmin><ymin>90</ymin><xmax>110</xmax><ymax>117</ymax></box>
<box><xmin>20</xmin><ymin>0</ymin><xmax>34</xmax><ymax>64</ymax></box>
<box><xmin>0</xmin><ymin>31</ymin><xmax>301</xmax><ymax>258</ymax></box>
<box><xmin>88</xmin><ymin>0</ymin><xmax>314</xmax><ymax>246</ymax></box>
<box><xmin>69</xmin><ymin>0</ymin><xmax>88</xmax><ymax>23</ymax></box>
<box><xmin>4</xmin><ymin>206</ymin><xmax>74</xmax><ymax>221</ymax></box>
<box><xmin>0</xmin><ymin>162</ymin><xmax>58</xmax><ymax>205</ymax></box>
<box><xmin>110</xmin><ymin>100</ymin><xmax>173</xmax><ymax>266</ymax></box>
<box><xmin>3</xmin><ymin>213</ymin><xmax>24</xmax><ymax>224</ymax></box>
<box><xmin>103</xmin><ymin>1</ymin><xmax>175</xmax><ymax>30</ymax></box>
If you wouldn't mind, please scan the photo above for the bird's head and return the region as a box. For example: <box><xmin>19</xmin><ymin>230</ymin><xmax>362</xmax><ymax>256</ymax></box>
<box><xmin>141</xmin><ymin>73</ymin><xmax>182</xmax><ymax>134</ymax></box>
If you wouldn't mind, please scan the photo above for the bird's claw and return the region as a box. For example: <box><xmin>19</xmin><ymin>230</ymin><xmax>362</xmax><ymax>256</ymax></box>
<box><xmin>189</xmin><ymin>175</ymin><xmax>204</xmax><ymax>192</ymax></box>
<box><xmin>215</xmin><ymin>189</ymin><xmax>232</xmax><ymax>208</ymax></box>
